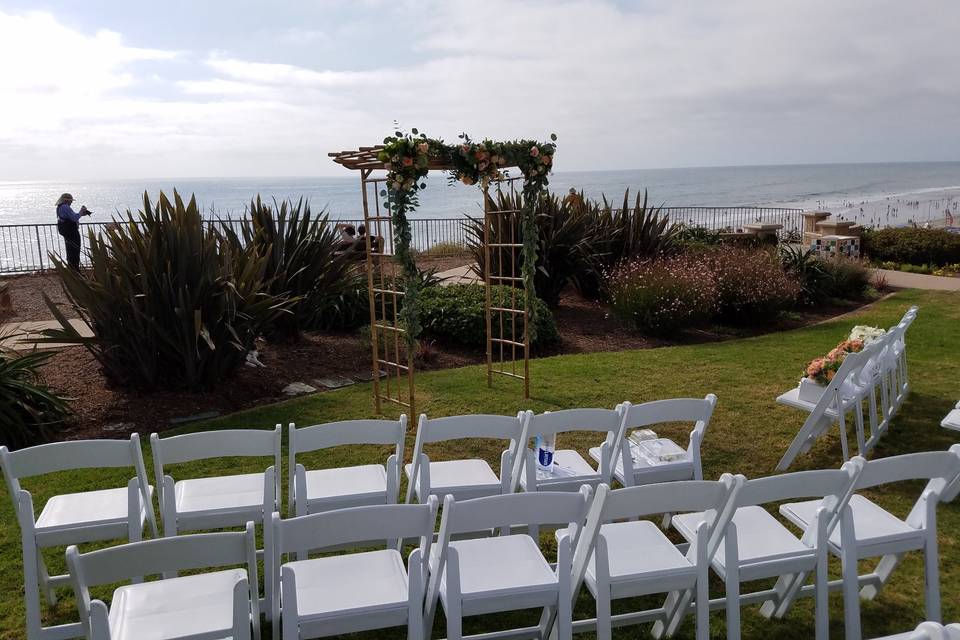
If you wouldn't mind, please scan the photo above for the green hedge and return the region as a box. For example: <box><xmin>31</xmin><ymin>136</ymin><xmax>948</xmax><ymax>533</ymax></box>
<box><xmin>419</xmin><ymin>284</ymin><xmax>559</xmax><ymax>349</ymax></box>
<box><xmin>862</xmin><ymin>227</ymin><xmax>960</xmax><ymax>267</ymax></box>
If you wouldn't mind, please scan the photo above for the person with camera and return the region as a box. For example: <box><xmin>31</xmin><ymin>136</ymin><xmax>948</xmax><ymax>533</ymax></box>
<box><xmin>55</xmin><ymin>193</ymin><xmax>91</xmax><ymax>271</ymax></box>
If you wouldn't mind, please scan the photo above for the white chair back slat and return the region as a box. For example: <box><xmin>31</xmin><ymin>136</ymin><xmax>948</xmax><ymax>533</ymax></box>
<box><xmin>442</xmin><ymin>488</ymin><xmax>591</xmax><ymax>535</ymax></box>
<box><xmin>152</xmin><ymin>427</ymin><xmax>281</xmax><ymax>465</ymax></box>
<box><xmin>70</xmin><ymin>527</ymin><xmax>254</xmax><ymax>586</ymax></box>
<box><xmin>621</xmin><ymin>397</ymin><xmax>716</xmax><ymax>428</ymax></box>
<box><xmin>289</xmin><ymin>418</ymin><xmax>406</xmax><ymax>452</ymax></box>
<box><xmin>855</xmin><ymin>450</ymin><xmax>960</xmax><ymax>491</ymax></box>
<box><xmin>737</xmin><ymin>468</ymin><xmax>854</xmax><ymax>508</ymax></box>
<box><xmin>527</xmin><ymin>408</ymin><xmax>622</xmax><ymax>437</ymax></box>
<box><xmin>274</xmin><ymin>500</ymin><xmax>438</xmax><ymax>553</ymax></box>
<box><xmin>601</xmin><ymin>478</ymin><xmax>733</xmax><ymax>521</ymax></box>
<box><xmin>418</xmin><ymin>414</ymin><xmax>524</xmax><ymax>443</ymax></box>
<box><xmin>2</xmin><ymin>437</ymin><xmax>139</xmax><ymax>479</ymax></box>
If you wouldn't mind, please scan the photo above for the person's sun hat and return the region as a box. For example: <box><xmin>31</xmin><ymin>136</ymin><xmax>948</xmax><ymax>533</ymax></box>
<box><xmin>55</xmin><ymin>193</ymin><xmax>74</xmax><ymax>207</ymax></box>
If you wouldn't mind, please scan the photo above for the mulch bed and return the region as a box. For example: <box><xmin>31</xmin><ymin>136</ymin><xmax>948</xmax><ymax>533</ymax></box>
<box><xmin>3</xmin><ymin>269</ymin><xmax>869</xmax><ymax>441</ymax></box>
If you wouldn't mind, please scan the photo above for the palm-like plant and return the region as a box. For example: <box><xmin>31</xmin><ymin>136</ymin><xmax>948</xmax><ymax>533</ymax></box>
<box><xmin>0</xmin><ymin>340</ymin><xmax>70</xmax><ymax>449</ymax></box>
<box><xmin>222</xmin><ymin>197</ymin><xmax>366</xmax><ymax>338</ymax></box>
<box><xmin>578</xmin><ymin>189</ymin><xmax>679</xmax><ymax>299</ymax></box>
<box><xmin>43</xmin><ymin>191</ymin><xmax>292</xmax><ymax>391</ymax></box>
<box><xmin>463</xmin><ymin>190</ymin><xmax>594</xmax><ymax>308</ymax></box>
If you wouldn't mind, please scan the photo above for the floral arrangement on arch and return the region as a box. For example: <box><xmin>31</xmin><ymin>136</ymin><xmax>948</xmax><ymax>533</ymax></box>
<box><xmin>447</xmin><ymin>134</ymin><xmax>557</xmax><ymax>188</ymax></box>
<box><xmin>804</xmin><ymin>338</ymin><xmax>865</xmax><ymax>385</ymax></box>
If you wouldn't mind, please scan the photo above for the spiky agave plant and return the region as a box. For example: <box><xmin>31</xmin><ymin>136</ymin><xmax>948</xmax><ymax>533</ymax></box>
<box><xmin>43</xmin><ymin>191</ymin><xmax>292</xmax><ymax>391</ymax></box>
<box><xmin>0</xmin><ymin>339</ymin><xmax>70</xmax><ymax>449</ymax></box>
<box><xmin>578</xmin><ymin>189</ymin><xmax>679</xmax><ymax>299</ymax></box>
<box><xmin>463</xmin><ymin>190</ymin><xmax>594</xmax><ymax>308</ymax></box>
<box><xmin>222</xmin><ymin>196</ymin><xmax>366</xmax><ymax>338</ymax></box>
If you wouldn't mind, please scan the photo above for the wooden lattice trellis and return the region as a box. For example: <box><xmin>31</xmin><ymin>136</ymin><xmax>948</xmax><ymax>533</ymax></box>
<box><xmin>330</xmin><ymin>140</ymin><xmax>549</xmax><ymax>414</ymax></box>
<box><xmin>483</xmin><ymin>176</ymin><xmax>530</xmax><ymax>398</ymax></box>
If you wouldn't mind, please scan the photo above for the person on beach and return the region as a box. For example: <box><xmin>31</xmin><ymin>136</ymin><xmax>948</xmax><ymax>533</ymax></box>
<box><xmin>55</xmin><ymin>193</ymin><xmax>91</xmax><ymax>271</ymax></box>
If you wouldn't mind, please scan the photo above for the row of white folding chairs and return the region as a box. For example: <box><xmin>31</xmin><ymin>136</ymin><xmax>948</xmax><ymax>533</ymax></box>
<box><xmin>777</xmin><ymin>306</ymin><xmax>918</xmax><ymax>470</ymax></box>
<box><xmin>0</xmin><ymin>397</ymin><xmax>715</xmax><ymax>640</ymax></box>
<box><xmin>61</xmin><ymin>445</ymin><xmax>960</xmax><ymax>640</ymax></box>
<box><xmin>0</xmin><ymin>428</ymin><xmax>282</xmax><ymax>640</ymax></box>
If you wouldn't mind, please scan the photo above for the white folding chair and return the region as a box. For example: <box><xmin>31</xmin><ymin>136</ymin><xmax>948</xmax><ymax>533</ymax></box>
<box><xmin>0</xmin><ymin>436</ymin><xmax>157</xmax><ymax>640</ymax></box>
<box><xmin>150</xmin><ymin>426</ymin><xmax>281</xmax><ymax>537</ymax></box>
<box><xmin>514</xmin><ymin>407</ymin><xmax>625</xmax><ymax>493</ymax></box>
<box><xmin>590</xmin><ymin>395</ymin><xmax>717</xmax><ymax>487</ymax></box>
<box><xmin>424</xmin><ymin>488</ymin><xmax>592</xmax><ymax>640</ymax></box>
<box><xmin>780</xmin><ymin>447</ymin><xmax>960</xmax><ymax>640</ymax></box>
<box><xmin>777</xmin><ymin>348</ymin><xmax>876</xmax><ymax>470</ymax></box>
<box><xmin>66</xmin><ymin>524</ymin><xmax>260</xmax><ymax>640</ymax></box>
<box><xmin>873</xmin><ymin>621</ymin><xmax>960</xmax><ymax>640</ymax></box>
<box><xmin>568</xmin><ymin>476</ymin><xmax>741</xmax><ymax>640</ymax></box>
<box><xmin>941</xmin><ymin>401</ymin><xmax>960</xmax><ymax>431</ymax></box>
<box><xmin>287</xmin><ymin>417</ymin><xmax>405</xmax><ymax>517</ymax></box>
<box><xmin>404</xmin><ymin>413</ymin><xmax>527</xmax><ymax>504</ymax></box>
<box><xmin>266</xmin><ymin>500</ymin><xmax>438</xmax><ymax>640</ymax></box>
<box><xmin>890</xmin><ymin>307</ymin><xmax>918</xmax><ymax>411</ymax></box>
<box><xmin>673</xmin><ymin>463</ymin><xmax>862</xmax><ymax>640</ymax></box>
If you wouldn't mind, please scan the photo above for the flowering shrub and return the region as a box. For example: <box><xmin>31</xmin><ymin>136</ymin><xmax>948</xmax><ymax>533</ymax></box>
<box><xmin>804</xmin><ymin>338</ymin><xmax>864</xmax><ymax>384</ymax></box>
<box><xmin>703</xmin><ymin>247</ymin><xmax>801</xmax><ymax>321</ymax></box>
<box><xmin>607</xmin><ymin>255</ymin><xmax>718</xmax><ymax>334</ymax></box>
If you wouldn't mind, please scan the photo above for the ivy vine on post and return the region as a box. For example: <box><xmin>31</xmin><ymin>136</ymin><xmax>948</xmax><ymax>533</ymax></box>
<box><xmin>377</xmin><ymin>129</ymin><xmax>433</xmax><ymax>349</ymax></box>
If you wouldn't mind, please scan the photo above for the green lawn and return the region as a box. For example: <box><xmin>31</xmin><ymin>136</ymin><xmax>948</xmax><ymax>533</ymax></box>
<box><xmin>2</xmin><ymin>289</ymin><xmax>958</xmax><ymax>639</ymax></box>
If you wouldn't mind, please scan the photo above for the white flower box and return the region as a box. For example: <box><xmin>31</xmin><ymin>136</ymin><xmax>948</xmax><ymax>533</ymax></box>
<box><xmin>798</xmin><ymin>377</ymin><xmax>826</xmax><ymax>403</ymax></box>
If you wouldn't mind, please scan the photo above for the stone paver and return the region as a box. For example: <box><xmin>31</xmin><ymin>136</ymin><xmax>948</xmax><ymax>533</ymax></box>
<box><xmin>0</xmin><ymin>319</ymin><xmax>93</xmax><ymax>351</ymax></box>
<box><xmin>872</xmin><ymin>268</ymin><xmax>960</xmax><ymax>292</ymax></box>
<box><xmin>436</xmin><ymin>264</ymin><xmax>481</xmax><ymax>286</ymax></box>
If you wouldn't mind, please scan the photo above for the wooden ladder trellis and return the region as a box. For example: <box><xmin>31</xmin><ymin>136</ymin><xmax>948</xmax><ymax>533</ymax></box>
<box><xmin>483</xmin><ymin>176</ymin><xmax>530</xmax><ymax>399</ymax></box>
<box><xmin>360</xmin><ymin>169</ymin><xmax>415</xmax><ymax>418</ymax></box>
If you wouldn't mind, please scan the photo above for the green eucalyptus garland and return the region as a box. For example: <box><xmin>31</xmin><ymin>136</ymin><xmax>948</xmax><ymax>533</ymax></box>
<box><xmin>377</xmin><ymin>128</ymin><xmax>557</xmax><ymax>349</ymax></box>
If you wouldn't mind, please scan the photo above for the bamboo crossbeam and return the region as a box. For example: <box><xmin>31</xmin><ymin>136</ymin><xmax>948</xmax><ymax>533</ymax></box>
<box><xmin>489</xmin><ymin>275</ymin><xmax>523</xmax><ymax>283</ymax></box>
<box><xmin>491</xmin><ymin>337</ymin><xmax>525</xmax><ymax>347</ymax></box>
<box><xmin>376</xmin><ymin>359</ymin><xmax>410</xmax><ymax>372</ymax></box>
<box><xmin>491</xmin><ymin>307</ymin><xmax>525</xmax><ymax>314</ymax></box>
<box><xmin>488</xmin><ymin>242</ymin><xmax>523</xmax><ymax>248</ymax></box>
<box><xmin>493</xmin><ymin>370</ymin><xmax>525</xmax><ymax>380</ymax></box>
<box><xmin>373</xmin><ymin>323</ymin><xmax>406</xmax><ymax>333</ymax></box>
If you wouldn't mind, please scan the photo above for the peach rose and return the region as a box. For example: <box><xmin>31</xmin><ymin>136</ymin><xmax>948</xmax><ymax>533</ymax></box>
<box><xmin>417</xmin><ymin>142</ymin><xmax>429</xmax><ymax>153</ymax></box>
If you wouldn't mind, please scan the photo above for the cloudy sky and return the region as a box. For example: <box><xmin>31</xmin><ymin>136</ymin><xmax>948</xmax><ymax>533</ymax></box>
<box><xmin>1</xmin><ymin>0</ymin><xmax>958</xmax><ymax>180</ymax></box>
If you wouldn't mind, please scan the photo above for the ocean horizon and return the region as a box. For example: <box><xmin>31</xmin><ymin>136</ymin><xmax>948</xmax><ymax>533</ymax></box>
<box><xmin>2</xmin><ymin>160</ymin><xmax>959</xmax><ymax>228</ymax></box>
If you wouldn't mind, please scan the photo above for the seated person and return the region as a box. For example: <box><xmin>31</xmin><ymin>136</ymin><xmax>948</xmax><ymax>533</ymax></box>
<box><xmin>335</xmin><ymin>224</ymin><xmax>356</xmax><ymax>252</ymax></box>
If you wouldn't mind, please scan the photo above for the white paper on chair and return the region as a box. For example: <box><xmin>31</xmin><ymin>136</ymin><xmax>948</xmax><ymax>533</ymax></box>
<box><xmin>633</xmin><ymin>438</ymin><xmax>687</xmax><ymax>465</ymax></box>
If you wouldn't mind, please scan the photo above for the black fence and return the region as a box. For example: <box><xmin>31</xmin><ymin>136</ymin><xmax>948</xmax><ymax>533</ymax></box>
<box><xmin>0</xmin><ymin>207</ymin><xmax>803</xmax><ymax>274</ymax></box>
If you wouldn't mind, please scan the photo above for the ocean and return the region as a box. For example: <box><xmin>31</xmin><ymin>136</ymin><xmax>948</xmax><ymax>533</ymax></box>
<box><xmin>1</xmin><ymin>161</ymin><xmax>959</xmax><ymax>227</ymax></box>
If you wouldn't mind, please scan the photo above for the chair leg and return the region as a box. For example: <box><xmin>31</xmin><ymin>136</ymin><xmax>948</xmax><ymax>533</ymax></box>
<box><xmin>854</xmin><ymin>400</ymin><xmax>866</xmax><ymax>455</ymax></box>
<box><xmin>22</xmin><ymin>540</ymin><xmax>43</xmax><ymax>640</ymax></box>
<box><xmin>557</xmin><ymin>597</ymin><xmax>572</xmax><ymax>640</ymax></box>
<box><xmin>445</xmin><ymin>598</ymin><xmax>463</xmax><ymax>640</ymax></box>
<box><xmin>860</xmin><ymin>553</ymin><xmax>902</xmax><ymax>600</ymax></box>
<box><xmin>723</xmin><ymin>528</ymin><xmax>741</xmax><ymax>640</ymax></box>
<box><xmin>595</xmin><ymin>591</ymin><xmax>612</xmax><ymax>640</ymax></box>
<box><xmin>37</xmin><ymin>553</ymin><xmax>57</xmax><ymax>605</ymax></box>
<box><xmin>923</xmin><ymin>536</ymin><xmax>941</xmax><ymax>623</ymax></box>
<box><xmin>815</xmin><ymin>547</ymin><xmax>829</xmax><ymax>640</ymax></box>
<box><xmin>695</xmin><ymin>573</ymin><xmax>709</xmax><ymax>640</ymax></box>
<box><xmin>840</xmin><ymin>547</ymin><xmax>862</xmax><ymax>640</ymax></box>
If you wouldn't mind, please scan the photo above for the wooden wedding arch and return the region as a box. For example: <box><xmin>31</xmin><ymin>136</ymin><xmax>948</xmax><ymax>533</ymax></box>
<box><xmin>330</xmin><ymin>133</ymin><xmax>556</xmax><ymax>416</ymax></box>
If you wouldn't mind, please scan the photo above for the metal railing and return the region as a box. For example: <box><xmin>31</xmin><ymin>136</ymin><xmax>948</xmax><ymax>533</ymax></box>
<box><xmin>0</xmin><ymin>207</ymin><xmax>803</xmax><ymax>275</ymax></box>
